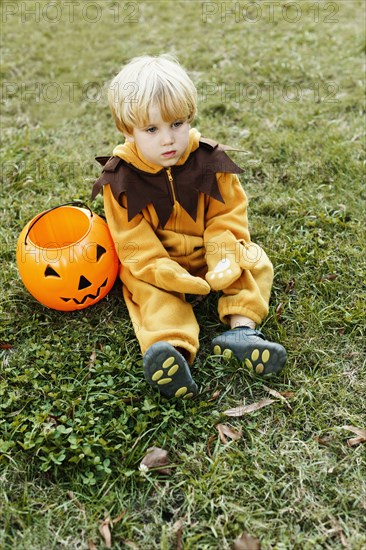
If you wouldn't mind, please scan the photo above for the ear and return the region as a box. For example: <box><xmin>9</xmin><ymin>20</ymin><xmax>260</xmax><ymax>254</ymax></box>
<box><xmin>123</xmin><ymin>132</ymin><xmax>135</xmax><ymax>143</ymax></box>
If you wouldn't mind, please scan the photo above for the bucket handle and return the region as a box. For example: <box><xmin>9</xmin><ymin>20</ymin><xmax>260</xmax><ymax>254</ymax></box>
<box><xmin>24</xmin><ymin>201</ymin><xmax>93</xmax><ymax>245</ymax></box>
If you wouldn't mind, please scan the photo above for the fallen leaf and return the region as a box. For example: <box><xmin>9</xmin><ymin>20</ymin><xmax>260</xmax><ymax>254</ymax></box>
<box><xmin>112</xmin><ymin>511</ymin><xmax>126</xmax><ymax>525</ymax></box>
<box><xmin>342</xmin><ymin>425</ymin><xmax>366</xmax><ymax>447</ymax></box>
<box><xmin>347</xmin><ymin>436</ymin><xmax>366</xmax><ymax>447</ymax></box>
<box><xmin>0</xmin><ymin>342</ymin><xmax>13</xmax><ymax>349</ymax></box>
<box><xmin>207</xmin><ymin>434</ymin><xmax>215</xmax><ymax>458</ymax></box>
<box><xmin>88</xmin><ymin>541</ymin><xmax>97</xmax><ymax>550</ymax></box>
<box><xmin>224</xmin><ymin>399</ymin><xmax>274</xmax><ymax>417</ymax></box>
<box><xmin>67</xmin><ymin>490</ymin><xmax>85</xmax><ymax>510</ymax></box>
<box><xmin>313</xmin><ymin>435</ymin><xmax>336</xmax><ymax>447</ymax></box>
<box><xmin>342</xmin><ymin>425</ymin><xmax>366</xmax><ymax>439</ymax></box>
<box><xmin>208</xmin><ymin>389</ymin><xmax>221</xmax><ymax>401</ymax></box>
<box><xmin>285</xmin><ymin>279</ymin><xmax>295</xmax><ymax>294</ymax></box>
<box><xmin>233</xmin><ymin>532</ymin><xmax>261</xmax><ymax>549</ymax></box>
<box><xmin>320</xmin><ymin>273</ymin><xmax>338</xmax><ymax>282</ymax></box>
<box><xmin>262</xmin><ymin>385</ymin><xmax>292</xmax><ymax>409</ymax></box>
<box><xmin>140</xmin><ymin>446</ymin><xmax>171</xmax><ymax>474</ymax></box>
<box><xmin>99</xmin><ymin>517</ymin><xmax>112</xmax><ymax>548</ymax></box>
<box><xmin>279</xmin><ymin>391</ymin><xmax>295</xmax><ymax>399</ymax></box>
<box><xmin>89</xmin><ymin>349</ymin><xmax>97</xmax><ymax>369</ymax></box>
<box><xmin>330</xmin><ymin>518</ymin><xmax>348</xmax><ymax>548</ymax></box>
<box><xmin>275</xmin><ymin>302</ymin><xmax>283</xmax><ymax>321</ymax></box>
<box><xmin>216</xmin><ymin>423</ymin><xmax>243</xmax><ymax>444</ymax></box>
<box><xmin>173</xmin><ymin>519</ymin><xmax>183</xmax><ymax>550</ymax></box>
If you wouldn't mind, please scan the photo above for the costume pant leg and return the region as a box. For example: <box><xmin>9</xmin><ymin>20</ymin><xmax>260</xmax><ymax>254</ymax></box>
<box><xmin>121</xmin><ymin>267</ymin><xmax>200</xmax><ymax>364</ymax></box>
<box><xmin>218</xmin><ymin>248</ymin><xmax>274</xmax><ymax>326</ymax></box>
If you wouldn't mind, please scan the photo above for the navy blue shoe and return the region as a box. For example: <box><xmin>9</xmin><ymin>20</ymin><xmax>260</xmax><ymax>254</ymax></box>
<box><xmin>212</xmin><ymin>327</ymin><xmax>287</xmax><ymax>375</ymax></box>
<box><xmin>143</xmin><ymin>342</ymin><xmax>198</xmax><ymax>399</ymax></box>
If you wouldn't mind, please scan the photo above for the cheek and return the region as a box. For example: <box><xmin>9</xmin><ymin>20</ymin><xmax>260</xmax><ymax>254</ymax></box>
<box><xmin>178</xmin><ymin>127</ymin><xmax>190</xmax><ymax>146</ymax></box>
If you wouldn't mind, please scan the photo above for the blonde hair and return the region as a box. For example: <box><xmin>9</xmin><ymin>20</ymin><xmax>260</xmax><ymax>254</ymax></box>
<box><xmin>108</xmin><ymin>54</ymin><xmax>197</xmax><ymax>135</ymax></box>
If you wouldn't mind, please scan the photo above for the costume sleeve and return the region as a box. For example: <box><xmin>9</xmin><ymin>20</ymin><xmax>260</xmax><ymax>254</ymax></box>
<box><xmin>204</xmin><ymin>173</ymin><xmax>250</xmax><ymax>242</ymax></box>
<box><xmin>203</xmin><ymin>173</ymin><xmax>270</xmax><ymax>291</ymax></box>
<box><xmin>103</xmin><ymin>185</ymin><xmax>210</xmax><ymax>295</ymax></box>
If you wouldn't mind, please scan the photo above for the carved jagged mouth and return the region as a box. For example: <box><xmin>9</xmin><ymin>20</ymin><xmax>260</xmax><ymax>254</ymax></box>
<box><xmin>61</xmin><ymin>278</ymin><xmax>108</xmax><ymax>305</ymax></box>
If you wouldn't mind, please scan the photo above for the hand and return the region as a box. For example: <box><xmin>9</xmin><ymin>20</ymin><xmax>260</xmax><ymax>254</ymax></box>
<box><xmin>205</xmin><ymin>257</ymin><xmax>242</xmax><ymax>291</ymax></box>
<box><xmin>155</xmin><ymin>258</ymin><xmax>210</xmax><ymax>295</ymax></box>
<box><xmin>205</xmin><ymin>230</ymin><xmax>264</xmax><ymax>291</ymax></box>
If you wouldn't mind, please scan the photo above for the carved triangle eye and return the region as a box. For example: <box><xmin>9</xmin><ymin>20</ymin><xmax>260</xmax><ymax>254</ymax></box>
<box><xmin>44</xmin><ymin>265</ymin><xmax>60</xmax><ymax>277</ymax></box>
<box><xmin>78</xmin><ymin>275</ymin><xmax>92</xmax><ymax>290</ymax></box>
<box><xmin>96</xmin><ymin>244</ymin><xmax>106</xmax><ymax>261</ymax></box>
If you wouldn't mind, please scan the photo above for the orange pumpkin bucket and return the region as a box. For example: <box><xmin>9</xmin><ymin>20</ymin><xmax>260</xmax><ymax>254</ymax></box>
<box><xmin>16</xmin><ymin>202</ymin><xmax>119</xmax><ymax>311</ymax></box>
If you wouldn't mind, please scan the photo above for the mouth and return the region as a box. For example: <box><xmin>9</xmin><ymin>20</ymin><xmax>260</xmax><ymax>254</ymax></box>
<box><xmin>162</xmin><ymin>150</ymin><xmax>177</xmax><ymax>158</ymax></box>
<box><xmin>60</xmin><ymin>278</ymin><xmax>108</xmax><ymax>305</ymax></box>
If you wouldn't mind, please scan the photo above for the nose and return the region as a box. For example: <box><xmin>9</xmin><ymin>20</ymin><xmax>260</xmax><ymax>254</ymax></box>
<box><xmin>161</xmin><ymin>127</ymin><xmax>174</xmax><ymax>146</ymax></box>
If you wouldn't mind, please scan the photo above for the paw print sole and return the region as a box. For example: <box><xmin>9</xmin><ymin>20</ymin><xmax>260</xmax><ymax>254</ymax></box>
<box><xmin>212</xmin><ymin>340</ymin><xmax>287</xmax><ymax>375</ymax></box>
<box><xmin>143</xmin><ymin>342</ymin><xmax>198</xmax><ymax>399</ymax></box>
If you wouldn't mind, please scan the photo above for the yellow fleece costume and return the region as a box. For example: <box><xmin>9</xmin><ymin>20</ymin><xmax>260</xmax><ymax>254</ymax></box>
<box><xmin>92</xmin><ymin>128</ymin><xmax>273</xmax><ymax>364</ymax></box>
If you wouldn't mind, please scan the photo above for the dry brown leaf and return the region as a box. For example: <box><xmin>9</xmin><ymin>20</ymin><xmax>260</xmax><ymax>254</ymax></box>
<box><xmin>112</xmin><ymin>511</ymin><xmax>126</xmax><ymax>525</ymax></box>
<box><xmin>313</xmin><ymin>435</ymin><xmax>336</xmax><ymax>447</ymax></box>
<box><xmin>342</xmin><ymin>425</ymin><xmax>366</xmax><ymax>439</ymax></box>
<box><xmin>89</xmin><ymin>349</ymin><xmax>97</xmax><ymax>369</ymax></box>
<box><xmin>88</xmin><ymin>541</ymin><xmax>97</xmax><ymax>550</ymax></box>
<box><xmin>0</xmin><ymin>342</ymin><xmax>13</xmax><ymax>350</ymax></box>
<box><xmin>140</xmin><ymin>446</ymin><xmax>171</xmax><ymax>474</ymax></box>
<box><xmin>208</xmin><ymin>389</ymin><xmax>221</xmax><ymax>401</ymax></box>
<box><xmin>285</xmin><ymin>279</ymin><xmax>295</xmax><ymax>294</ymax></box>
<box><xmin>285</xmin><ymin>279</ymin><xmax>295</xmax><ymax>293</ymax></box>
<box><xmin>342</xmin><ymin>426</ymin><xmax>366</xmax><ymax>447</ymax></box>
<box><xmin>173</xmin><ymin>519</ymin><xmax>183</xmax><ymax>550</ymax></box>
<box><xmin>330</xmin><ymin>518</ymin><xmax>348</xmax><ymax>548</ymax></box>
<box><xmin>224</xmin><ymin>399</ymin><xmax>274</xmax><ymax>417</ymax></box>
<box><xmin>207</xmin><ymin>434</ymin><xmax>215</xmax><ymax>458</ymax></box>
<box><xmin>262</xmin><ymin>385</ymin><xmax>292</xmax><ymax>409</ymax></box>
<box><xmin>233</xmin><ymin>532</ymin><xmax>261</xmax><ymax>549</ymax></box>
<box><xmin>279</xmin><ymin>391</ymin><xmax>295</xmax><ymax>399</ymax></box>
<box><xmin>347</xmin><ymin>436</ymin><xmax>366</xmax><ymax>447</ymax></box>
<box><xmin>275</xmin><ymin>302</ymin><xmax>283</xmax><ymax>321</ymax></box>
<box><xmin>320</xmin><ymin>273</ymin><xmax>338</xmax><ymax>281</ymax></box>
<box><xmin>216</xmin><ymin>423</ymin><xmax>243</xmax><ymax>444</ymax></box>
<box><xmin>99</xmin><ymin>516</ymin><xmax>112</xmax><ymax>548</ymax></box>
<box><xmin>67</xmin><ymin>490</ymin><xmax>85</xmax><ymax>510</ymax></box>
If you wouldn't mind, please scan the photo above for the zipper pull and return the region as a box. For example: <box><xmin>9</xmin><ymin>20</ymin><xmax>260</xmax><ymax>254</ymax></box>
<box><xmin>166</xmin><ymin>167</ymin><xmax>173</xmax><ymax>184</ymax></box>
<box><xmin>166</xmin><ymin>167</ymin><xmax>176</xmax><ymax>202</ymax></box>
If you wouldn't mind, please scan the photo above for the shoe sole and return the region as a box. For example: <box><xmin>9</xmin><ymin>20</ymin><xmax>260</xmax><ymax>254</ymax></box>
<box><xmin>143</xmin><ymin>342</ymin><xmax>198</xmax><ymax>399</ymax></box>
<box><xmin>212</xmin><ymin>335</ymin><xmax>287</xmax><ymax>375</ymax></box>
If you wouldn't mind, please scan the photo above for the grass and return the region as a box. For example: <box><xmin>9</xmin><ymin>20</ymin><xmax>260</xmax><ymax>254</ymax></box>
<box><xmin>1</xmin><ymin>0</ymin><xmax>365</xmax><ymax>548</ymax></box>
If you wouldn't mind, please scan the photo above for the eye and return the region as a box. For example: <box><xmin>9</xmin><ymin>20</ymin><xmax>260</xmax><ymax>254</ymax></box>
<box><xmin>44</xmin><ymin>265</ymin><xmax>60</xmax><ymax>277</ymax></box>
<box><xmin>78</xmin><ymin>276</ymin><xmax>92</xmax><ymax>290</ymax></box>
<box><xmin>96</xmin><ymin>244</ymin><xmax>106</xmax><ymax>261</ymax></box>
<box><xmin>146</xmin><ymin>126</ymin><xmax>157</xmax><ymax>133</ymax></box>
<box><xmin>172</xmin><ymin>121</ymin><xmax>183</xmax><ymax>128</ymax></box>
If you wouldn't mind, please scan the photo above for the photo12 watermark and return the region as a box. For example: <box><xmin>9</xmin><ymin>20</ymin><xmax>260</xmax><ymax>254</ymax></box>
<box><xmin>198</xmin><ymin>81</ymin><xmax>340</xmax><ymax>104</ymax></box>
<box><xmin>1</xmin><ymin>79</ymin><xmax>340</xmax><ymax>106</ymax></box>
<box><xmin>1</xmin><ymin>1</ymin><xmax>140</xmax><ymax>24</ymax></box>
<box><xmin>2</xmin><ymin>81</ymin><xmax>104</xmax><ymax>104</ymax></box>
<box><xmin>201</xmin><ymin>2</ymin><xmax>340</xmax><ymax>24</ymax></box>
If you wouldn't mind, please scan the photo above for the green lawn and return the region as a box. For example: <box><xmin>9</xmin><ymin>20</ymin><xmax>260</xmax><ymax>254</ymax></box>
<box><xmin>1</xmin><ymin>1</ymin><xmax>365</xmax><ymax>548</ymax></box>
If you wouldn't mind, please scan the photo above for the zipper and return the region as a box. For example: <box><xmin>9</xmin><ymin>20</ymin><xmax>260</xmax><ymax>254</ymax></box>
<box><xmin>166</xmin><ymin>167</ymin><xmax>176</xmax><ymax>203</ymax></box>
<box><xmin>165</xmin><ymin>167</ymin><xmax>179</xmax><ymax>230</ymax></box>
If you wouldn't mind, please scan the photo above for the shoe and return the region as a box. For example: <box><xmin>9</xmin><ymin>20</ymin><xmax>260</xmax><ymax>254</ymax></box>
<box><xmin>143</xmin><ymin>342</ymin><xmax>198</xmax><ymax>399</ymax></box>
<box><xmin>212</xmin><ymin>327</ymin><xmax>287</xmax><ymax>375</ymax></box>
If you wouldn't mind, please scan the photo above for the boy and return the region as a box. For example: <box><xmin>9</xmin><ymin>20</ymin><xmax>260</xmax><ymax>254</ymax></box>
<box><xmin>92</xmin><ymin>54</ymin><xmax>287</xmax><ymax>399</ymax></box>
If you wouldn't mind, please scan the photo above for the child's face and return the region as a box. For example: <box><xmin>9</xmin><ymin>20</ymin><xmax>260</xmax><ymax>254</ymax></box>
<box><xmin>124</xmin><ymin>105</ymin><xmax>190</xmax><ymax>168</ymax></box>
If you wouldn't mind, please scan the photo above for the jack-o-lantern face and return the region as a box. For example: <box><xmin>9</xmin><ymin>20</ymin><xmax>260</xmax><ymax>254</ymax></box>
<box><xmin>16</xmin><ymin>205</ymin><xmax>119</xmax><ymax>311</ymax></box>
